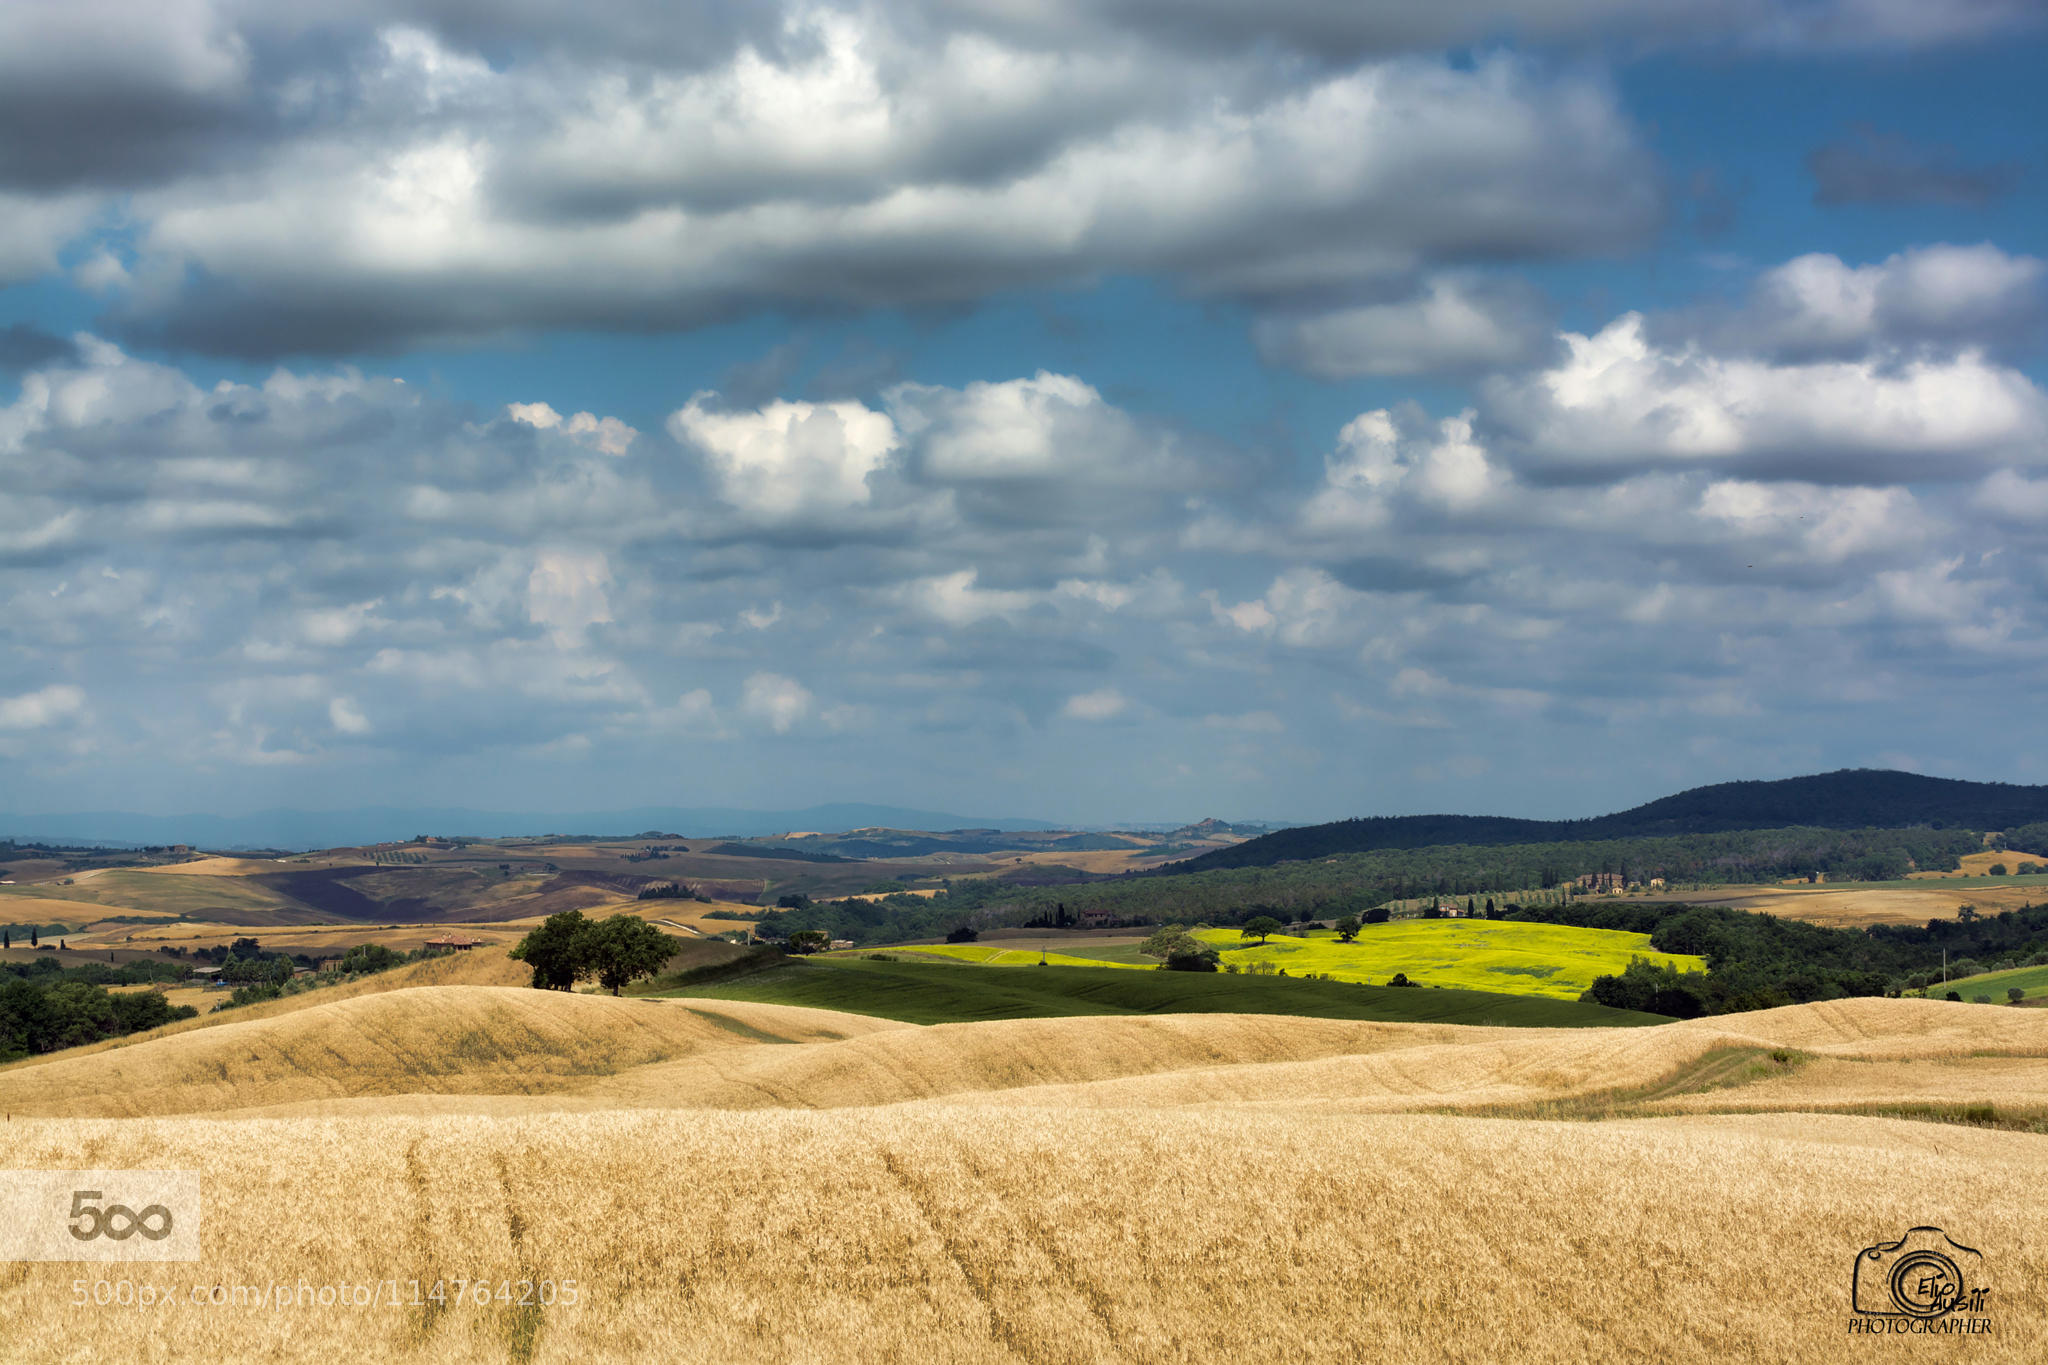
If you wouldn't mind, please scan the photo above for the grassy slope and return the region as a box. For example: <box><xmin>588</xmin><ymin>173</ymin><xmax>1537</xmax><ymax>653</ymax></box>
<box><xmin>1944</xmin><ymin>962</ymin><xmax>2048</xmax><ymax>1000</ymax></box>
<box><xmin>1197</xmin><ymin>922</ymin><xmax>1706</xmax><ymax>998</ymax></box>
<box><xmin>660</xmin><ymin>957</ymin><xmax>1665</xmax><ymax>1027</ymax></box>
<box><xmin>854</xmin><ymin>944</ymin><xmax>1152</xmax><ymax>969</ymax></box>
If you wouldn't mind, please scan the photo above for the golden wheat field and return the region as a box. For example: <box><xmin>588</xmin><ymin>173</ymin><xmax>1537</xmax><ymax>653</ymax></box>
<box><xmin>2</xmin><ymin>951</ymin><xmax>2043</xmax><ymax>1362</ymax></box>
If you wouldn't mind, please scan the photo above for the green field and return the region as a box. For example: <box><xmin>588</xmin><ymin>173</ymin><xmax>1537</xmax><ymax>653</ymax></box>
<box><xmin>1196</xmin><ymin>921</ymin><xmax>1707</xmax><ymax>999</ymax></box>
<box><xmin>851</xmin><ymin>944</ymin><xmax>1152</xmax><ymax>970</ymax></box>
<box><xmin>656</xmin><ymin>957</ymin><xmax>1667</xmax><ymax>1027</ymax></box>
<box><xmin>1939</xmin><ymin>963</ymin><xmax>2048</xmax><ymax>1002</ymax></box>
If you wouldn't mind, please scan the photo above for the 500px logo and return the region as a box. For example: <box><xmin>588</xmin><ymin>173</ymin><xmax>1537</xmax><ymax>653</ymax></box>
<box><xmin>1</xmin><ymin>1171</ymin><xmax>202</xmax><ymax>1262</ymax></box>
<box><xmin>1850</xmin><ymin>1226</ymin><xmax>1994</xmax><ymax>1335</ymax></box>
<box><xmin>68</xmin><ymin>1191</ymin><xmax>176</xmax><ymax>1243</ymax></box>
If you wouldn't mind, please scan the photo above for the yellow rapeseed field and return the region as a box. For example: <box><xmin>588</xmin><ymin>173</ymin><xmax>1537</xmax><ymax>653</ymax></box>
<box><xmin>2</xmin><ymin>950</ymin><xmax>2044</xmax><ymax>1362</ymax></box>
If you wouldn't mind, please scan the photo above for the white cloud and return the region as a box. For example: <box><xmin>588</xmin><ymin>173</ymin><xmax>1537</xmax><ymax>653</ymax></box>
<box><xmin>507</xmin><ymin>401</ymin><xmax>637</xmax><ymax>455</ymax></box>
<box><xmin>1221</xmin><ymin>569</ymin><xmax>1364</xmax><ymax>648</ymax></box>
<box><xmin>0</xmin><ymin>191</ymin><xmax>101</xmax><ymax>285</ymax></box>
<box><xmin>1491</xmin><ymin>312</ymin><xmax>2048</xmax><ymax>480</ymax></box>
<box><xmin>1725</xmin><ymin>244</ymin><xmax>2045</xmax><ymax>358</ymax></box>
<box><xmin>1975</xmin><ymin>469</ymin><xmax>2048</xmax><ymax>524</ymax></box>
<box><xmin>890</xmin><ymin>371</ymin><xmax>1182</xmax><ymax>485</ymax></box>
<box><xmin>888</xmin><ymin>570</ymin><xmax>1038</xmax><ymax>627</ymax></box>
<box><xmin>1305</xmin><ymin>407</ymin><xmax>1503</xmax><ymax>535</ymax></box>
<box><xmin>527</xmin><ymin>550</ymin><xmax>614</xmax><ymax>647</ymax></box>
<box><xmin>1696</xmin><ymin>481</ymin><xmax>1927</xmax><ymax>563</ymax></box>
<box><xmin>299</xmin><ymin>599</ymin><xmax>385</xmax><ymax>647</ymax></box>
<box><xmin>0</xmin><ymin>684</ymin><xmax>86</xmax><ymax>730</ymax></box>
<box><xmin>741</xmin><ymin>671</ymin><xmax>812</xmax><ymax>733</ymax></box>
<box><xmin>102</xmin><ymin>36</ymin><xmax>1658</xmax><ymax>354</ymax></box>
<box><xmin>328</xmin><ymin>696</ymin><xmax>371</xmax><ymax>735</ymax></box>
<box><xmin>1253</xmin><ymin>273</ymin><xmax>1551</xmax><ymax>377</ymax></box>
<box><xmin>1061</xmin><ymin>687</ymin><xmax>1128</xmax><ymax>721</ymax></box>
<box><xmin>670</xmin><ymin>395</ymin><xmax>900</xmax><ymax>523</ymax></box>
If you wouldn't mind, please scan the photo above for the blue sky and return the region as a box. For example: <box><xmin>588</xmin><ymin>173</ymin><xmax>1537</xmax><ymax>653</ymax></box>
<box><xmin>1</xmin><ymin>0</ymin><xmax>2045</xmax><ymax>827</ymax></box>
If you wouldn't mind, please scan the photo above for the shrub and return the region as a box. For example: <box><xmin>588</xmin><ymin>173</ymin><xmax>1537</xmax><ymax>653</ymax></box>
<box><xmin>1945</xmin><ymin>991</ymin><xmax>1962</xmax><ymax>1002</ymax></box>
<box><xmin>2008</xmin><ymin>987</ymin><xmax>2026</xmax><ymax>1004</ymax></box>
<box><xmin>944</xmin><ymin>924</ymin><xmax>979</xmax><ymax>943</ymax></box>
<box><xmin>1972</xmin><ymin>994</ymin><xmax>1993</xmax><ymax>1004</ymax></box>
<box><xmin>1386</xmin><ymin>972</ymin><xmax>1418</xmax><ymax>988</ymax></box>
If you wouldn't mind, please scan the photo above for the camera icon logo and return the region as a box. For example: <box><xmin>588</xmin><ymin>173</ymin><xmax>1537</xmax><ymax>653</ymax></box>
<box><xmin>1853</xmin><ymin>1227</ymin><xmax>1988</xmax><ymax>1318</ymax></box>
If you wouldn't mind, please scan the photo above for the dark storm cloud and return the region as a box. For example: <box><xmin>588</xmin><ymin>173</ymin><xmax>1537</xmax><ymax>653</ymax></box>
<box><xmin>0</xmin><ymin>324</ymin><xmax>77</xmax><ymax>370</ymax></box>
<box><xmin>1807</xmin><ymin>126</ymin><xmax>2022</xmax><ymax>208</ymax></box>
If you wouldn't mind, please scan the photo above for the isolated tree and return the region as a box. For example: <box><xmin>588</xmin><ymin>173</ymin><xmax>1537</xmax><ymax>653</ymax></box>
<box><xmin>30</xmin><ymin>928</ymin><xmax>38</xmax><ymax>948</ymax></box>
<box><xmin>1988</xmin><ymin>864</ymin><xmax>2008</xmax><ymax>877</ymax></box>
<box><xmin>2010</xmin><ymin>988</ymin><xmax>2027</xmax><ymax>1005</ymax></box>
<box><xmin>584</xmin><ymin>915</ymin><xmax>678</xmax><ymax>996</ymax></box>
<box><xmin>945</xmin><ymin>924</ymin><xmax>978</xmax><ymax>943</ymax></box>
<box><xmin>785</xmin><ymin>929</ymin><xmax>831</xmax><ymax>955</ymax></box>
<box><xmin>1333</xmin><ymin>916</ymin><xmax>1360</xmax><ymax>943</ymax></box>
<box><xmin>2</xmin><ymin>928</ymin><xmax>9</xmax><ymax>949</ymax></box>
<box><xmin>510</xmin><ymin>910</ymin><xmax>593</xmax><ymax>991</ymax></box>
<box><xmin>1241</xmin><ymin>916</ymin><xmax>1282</xmax><ymax>945</ymax></box>
<box><xmin>1363</xmin><ymin>908</ymin><xmax>1390</xmax><ymax>925</ymax></box>
<box><xmin>1139</xmin><ymin>924</ymin><xmax>1191</xmax><ymax>958</ymax></box>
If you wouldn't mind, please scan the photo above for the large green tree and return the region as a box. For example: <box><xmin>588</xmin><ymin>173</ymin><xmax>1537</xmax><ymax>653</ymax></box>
<box><xmin>585</xmin><ymin>916</ymin><xmax>679</xmax><ymax>996</ymax></box>
<box><xmin>510</xmin><ymin>910</ymin><xmax>593</xmax><ymax>990</ymax></box>
<box><xmin>510</xmin><ymin>911</ymin><xmax>679</xmax><ymax>994</ymax></box>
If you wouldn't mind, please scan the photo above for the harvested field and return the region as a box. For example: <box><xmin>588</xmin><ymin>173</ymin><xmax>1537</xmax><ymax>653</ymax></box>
<box><xmin>3</xmin><ymin>974</ymin><xmax>2043</xmax><ymax>1362</ymax></box>
<box><xmin>1672</xmin><ymin>879</ymin><xmax>2048</xmax><ymax>926</ymax></box>
<box><xmin>0</xmin><ymin>895</ymin><xmax>180</xmax><ymax>928</ymax></box>
<box><xmin>6</xmin><ymin>1107</ymin><xmax>2040</xmax><ymax>1364</ymax></box>
<box><xmin>127</xmin><ymin>857</ymin><xmax>293</xmax><ymax>877</ymax></box>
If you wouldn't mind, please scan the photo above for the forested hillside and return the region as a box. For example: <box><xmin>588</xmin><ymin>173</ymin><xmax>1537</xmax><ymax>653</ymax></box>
<box><xmin>754</xmin><ymin>824</ymin><xmax>1981</xmax><ymax>945</ymax></box>
<box><xmin>1175</xmin><ymin>770</ymin><xmax>2048</xmax><ymax>872</ymax></box>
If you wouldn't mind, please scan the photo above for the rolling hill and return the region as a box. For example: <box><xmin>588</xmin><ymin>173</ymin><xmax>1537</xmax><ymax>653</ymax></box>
<box><xmin>1172</xmin><ymin>768</ymin><xmax>2048</xmax><ymax>871</ymax></box>
<box><xmin>1</xmin><ymin>987</ymin><xmax>2042</xmax><ymax>1362</ymax></box>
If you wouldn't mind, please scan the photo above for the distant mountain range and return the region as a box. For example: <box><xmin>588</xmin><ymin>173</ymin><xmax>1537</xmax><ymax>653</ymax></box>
<box><xmin>1167</xmin><ymin>770</ymin><xmax>2048</xmax><ymax>873</ymax></box>
<box><xmin>0</xmin><ymin>803</ymin><xmax>1058</xmax><ymax>851</ymax></box>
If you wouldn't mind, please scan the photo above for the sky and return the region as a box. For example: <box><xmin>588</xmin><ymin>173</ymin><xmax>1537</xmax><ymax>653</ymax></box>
<box><xmin>1</xmin><ymin>0</ymin><xmax>2045</xmax><ymax>828</ymax></box>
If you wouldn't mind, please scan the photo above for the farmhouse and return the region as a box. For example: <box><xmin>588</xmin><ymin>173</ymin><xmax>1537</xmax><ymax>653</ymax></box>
<box><xmin>424</xmin><ymin>935</ymin><xmax>485</xmax><ymax>951</ymax></box>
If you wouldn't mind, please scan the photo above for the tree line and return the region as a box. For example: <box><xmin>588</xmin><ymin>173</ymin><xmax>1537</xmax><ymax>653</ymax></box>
<box><xmin>0</xmin><ymin>957</ymin><xmax>197</xmax><ymax>1060</ymax></box>
<box><xmin>1513</xmin><ymin>898</ymin><xmax>2048</xmax><ymax>1016</ymax></box>
<box><xmin>749</xmin><ymin>825</ymin><xmax>1982</xmax><ymax>947</ymax></box>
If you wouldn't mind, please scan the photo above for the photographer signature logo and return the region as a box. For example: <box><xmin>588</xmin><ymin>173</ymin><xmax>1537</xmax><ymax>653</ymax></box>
<box><xmin>1849</xmin><ymin>1227</ymin><xmax>1992</xmax><ymax>1335</ymax></box>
